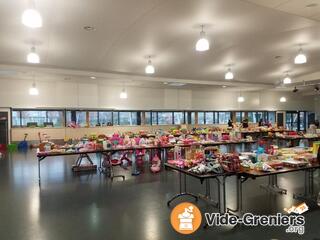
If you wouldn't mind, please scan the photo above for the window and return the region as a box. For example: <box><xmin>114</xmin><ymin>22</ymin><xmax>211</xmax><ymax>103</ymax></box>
<box><xmin>119</xmin><ymin>112</ymin><xmax>137</xmax><ymax>125</ymax></box>
<box><xmin>191</xmin><ymin>112</ymin><xmax>195</xmax><ymax>124</ymax></box>
<box><xmin>13</xmin><ymin>110</ymin><xmax>64</xmax><ymax>127</ymax></box>
<box><xmin>174</xmin><ymin>112</ymin><xmax>184</xmax><ymax>124</ymax></box>
<box><xmin>205</xmin><ymin>112</ymin><xmax>214</xmax><ymax>124</ymax></box>
<box><xmin>66</xmin><ymin>111</ymin><xmax>73</xmax><ymax>126</ymax></box>
<box><xmin>152</xmin><ymin>112</ymin><xmax>158</xmax><ymax>125</ymax></box>
<box><xmin>248</xmin><ymin>112</ymin><xmax>256</xmax><ymax>123</ymax></box>
<box><xmin>158</xmin><ymin>112</ymin><xmax>173</xmax><ymax>125</ymax></box>
<box><xmin>21</xmin><ymin>111</ymin><xmax>46</xmax><ymax>127</ymax></box>
<box><xmin>268</xmin><ymin>112</ymin><xmax>276</xmax><ymax>124</ymax></box>
<box><xmin>299</xmin><ymin>112</ymin><xmax>306</xmax><ymax>131</ymax></box>
<box><xmin>256</xmin><ymin>112</ymin><xmax>263</xmax><ymax>122</ymax></box>
<box><xmin>76</xmin><ymin>111</ymin><xmax>87</xmax><ymax>127</ymax></box>
<box><xmin>214</xmin><ymin>112</ymin><xmax>219</xmax><ymax>124</ymax></box>
<box><xmin>198</xmin><ymin>112</ymin><xmax>205</xmax><ymax>124</ymax></box>
<box><xmin>236</xmin><ymin>112</ymin><xmax>244</xmax><ymax>123</ymax></box>
<box><xmin>286</xmin><ymin>112</ymin><xmax>298</xmax><ymax>131</ymax></box>
<box><xmin>47</xmin><ymin>111</ymin><xmax>64</xmax><ymax>127</ymax></box>
<box><xmin>12</xmin><ymin>111</ymin><xmax>21</xmax><ymax>127</ymax></box>
<box><xmin>99</xmin><ymin>112</ymin><xmax>112</xmax><ymax>126</ymax></box>
<box><xmin>89</xmin><ymin>112</ymin><xmax>98</xmax><ymax>127</ymax></box>
<box><xmin>218</xmin><ymin>112</ymin><xmax>231</xmax><ymax>124</ymax></box>
<box><xmin>113</xmin><ymin>112</ymin><xmax>119</xmax><ymax>125</ymax></box>
<box><xmin>144</xmin><ymin>112</ymin><xmax>151</xmax><ymax>125</ymax></box>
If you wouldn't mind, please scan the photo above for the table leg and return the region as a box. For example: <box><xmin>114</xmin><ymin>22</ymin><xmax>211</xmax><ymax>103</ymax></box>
<box><xmin>131</xmin><ymin>151</ymin><xmax>140</xmax><ymax>176</ymax></box>
<box><xmin>38</xmin><ymin>158</ymin><xmax>41</xmax><ymax>187</ymax></box>
<box><xmin>37</xmin><ymin>156</ymin><xmax>46</xmax><ymax>187</ymax></box>
<box><xmin>198</xmin><ymin>179</ymin><xmax>219</xmax><ymax>208</ymax></box>
<box><xmin>167</xmin><ymin>171</ymin><xmax>198</xmax><ymax>206</ymax></box>
<box><xmin>293</xmin><ymin>169</ymin><xmax>317</xmax><ymax>203</ymax></box>
<box><xmin>260</xmin><ymin>175</ymin><xmax>287</xmax><ymax>194</ymax></box>
<box><xmin>221</xmin><ymin>176</ymin><xmax>226</xmax><ymax>213</ymax></box>
<box><xmin>227</xmin><ymin>176</ymin><xmax>247</xmax><ymax>216</ymax></box>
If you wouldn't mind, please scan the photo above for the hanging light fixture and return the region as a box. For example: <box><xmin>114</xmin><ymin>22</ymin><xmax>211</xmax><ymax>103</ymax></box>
<box><xmin>27</xmin><ymin>47</ymin><xmax>40</xmax><ymax>64</ymax></box>
<box><xmin>120</xmin><ymin>82</ymin><xmax>127</xmax><ymax>99</ymax></box>
<box><xmin>195</xmin><ymin>25</ymin><xmax>210</xmax><ymax>52</ymax></box>
<box><xmin>29</xmin><ymin>82</ymin><xmax>39</xmax><ymax>96</ymax></box>
<box><xmin>22</xmin><ymin>1</ymin><xmax>42</xmax><ymax>29</ymax></box>
<box><xmin>237</xmin><ymin>91</ymin><xmax>245</xmax><ymax>103</ymax></box>
<box><xmin>280</xmin><ymin>97</ymin><xmax>287</xmax><ymax>102</ymax></box>
<box><xmin>145</xmin><ymin>57</ymin><xmax>155</xmax><ymax>74</ymax></box>
<box><xmin>237</xmin><ymin>96</ymin><xmax>245</xmax><ymax>103</ymax></box>
<box><xmin>283</xmin><ymin>73</ymin><xmax>292</xmax><ymax>84</ymax></box>
<box><xmin>120</xmin><ymin>89</ymin><xmax>127</xmax><ymax>99</ymax></box>
<box><xmin>294</xmin><ymin>47</ymin><xmax>307</xmax><ymax>64</ymax></box>
<box><xmin>225</xmin><ymin>67</ymin><xmax>234</xmax><ymax>80</ymax></box>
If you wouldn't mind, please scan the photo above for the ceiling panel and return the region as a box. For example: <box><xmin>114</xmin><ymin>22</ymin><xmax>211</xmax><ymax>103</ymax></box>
<box><xmin>0</xmin><ymin>0</ymin><xmax>320</xmax><ymax>88</ymax></box>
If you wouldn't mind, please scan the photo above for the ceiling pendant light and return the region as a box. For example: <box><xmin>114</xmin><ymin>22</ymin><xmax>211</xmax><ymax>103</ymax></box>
<box><xmin>237</xmin><ymin>91</ymin><xmax>245</xmax><ymax>103</ymax></box>
<box><xmin>120</xmin><ymin>82</ymin><xmax>127</xmax><ymax>99</ymax></box>
<box><xmin>294</xmin><ymin>47</ymin><xmax>307</xmax><ymax>64</ymax></box>
<box><xmin>22</xmin><ymin>7</ymin><xmax>42</xmax><ymax>28</ymax></box>
<box><xmin>225</xmin><ymin>68</ymin><xmax>234</xmax><ymax>80</ymax></box>
<box><xmin>29</xmin><ymin>82</ymin><xmax>39</xmax><ymax>96</ymax></box>
<box><xmin>27</xmin><ymin>47</ymin><xmax>40</xmax><ymax>64</ymax></box>
<box><xmin>120</xmin><ymin>89</ymin><xmax>127</xmax><ymax>99</ymax></box>
<box><xmin>280</xmin><ymin>97</ymin><xmax>287</xmax><ymax>102</ymax></box>
<box><xmin>145</xmin><ymin>57</ymin><xmax>155</xmax><ymax>74</ymax></box>
<box><xmin>283</xmin><ymin>73</ymin><xmax>292</xmax><ymax>84</ymax></box>
<box><xmin>237</xmin><ymin>96</ymin><xmax>245</xmax><ymax>103</ymax></box>
<box><xmin>195</xmin><ymin>25</ymin><xmax>210</xmax><ymax>52</ymax></box>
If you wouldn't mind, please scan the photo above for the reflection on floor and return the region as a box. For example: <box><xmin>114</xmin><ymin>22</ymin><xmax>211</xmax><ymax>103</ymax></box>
<box><xmin>0</xmin><ymin>149</ymin><xmax>319</xmax><ymax>240</ymax></box>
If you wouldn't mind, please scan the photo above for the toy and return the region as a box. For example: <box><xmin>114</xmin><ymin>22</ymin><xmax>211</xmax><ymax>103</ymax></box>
<box><xmin>18</xmin><ymin>133</ymin><xmax>28</xmax><ymax>150</ymax></box>
<box><xmin>150</xmin><ymin>154</ymin><xmax>161</xmax><ymax>173</ymax></box>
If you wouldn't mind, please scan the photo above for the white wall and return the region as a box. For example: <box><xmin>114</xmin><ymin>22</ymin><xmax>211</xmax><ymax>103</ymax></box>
<box><xmin>0</xmin><ymin>78</ymin><xmax>316</xmax><ymax>111</ymax></box>
<box><xmin>192</xmin><ymin>89</ymin><xmax>315</xmax><ymax>111</ymax></box>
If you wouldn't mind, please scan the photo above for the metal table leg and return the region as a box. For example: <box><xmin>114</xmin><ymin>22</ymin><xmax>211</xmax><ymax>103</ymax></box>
<box><xmin>260</xmin><ymin>175</ymin><xmax>287</xmax><ymax>194</ymax></box>
<box><xmin>227</xmin><ymin>176</ymin><xmax>247</xmax><ymax>216</ymax></box>
<box><xmin>293</xmin><ymin>169</ymin><xmax>317</xmax><ymax>203</ymax></box>
<box><xmin>198</xmin><ymin>179</ymin><xmax>219</xmax><ymax>208</ymax></box>
<box><xmin>167</xmin><ymin>171</ymin><xmax>198</xmax><ymax>206</ymax></box>
<box><xmin>131</xmin><ymin>151</ymin><xmax>140</xmax><ymax>176</ymax></box>
<box><xmin>38</xmin><ymin>156</ymin><xmax>46</xmax><ymax>187</ymax></box>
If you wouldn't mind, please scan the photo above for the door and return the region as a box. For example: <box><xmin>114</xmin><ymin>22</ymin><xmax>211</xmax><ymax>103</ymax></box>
<box><xmin>276</xmin><ymin>112</ymin><xmax>284</xmax><ymax>127</ymax></box>
<box><xmin>286</xmin><ymin>112</ymin><xmax>299</xmax><ymax>131</ymax></box>
<box><xmin>308</xmin><ymin>112</ymin><xmax>315</xmax><ymax>128</ymax></box>
<box><xmin>0</xmin><ymin>112</ymin><xmax>8</xmax><ymax>145</ymax></box>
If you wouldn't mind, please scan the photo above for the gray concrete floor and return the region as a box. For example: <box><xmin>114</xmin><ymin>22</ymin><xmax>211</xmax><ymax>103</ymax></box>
<box><xmin>0</xmin><ymin>149</ymin><xmax>319</xmax><ymax>240</ymax></box>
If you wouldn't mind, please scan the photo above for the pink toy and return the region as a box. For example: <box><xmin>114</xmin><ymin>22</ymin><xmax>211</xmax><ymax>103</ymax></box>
<box><xmin>150</xmin><ymin>154</ymin><xmax>161</xmax><ymax>173</ymax></box>
<box><xmin>110</xmin><ymin>133</ymin><xmax>123</xmax><ymax>146</ymax></box>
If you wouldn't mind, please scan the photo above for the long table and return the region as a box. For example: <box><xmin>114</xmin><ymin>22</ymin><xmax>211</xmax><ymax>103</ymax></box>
<box><xmin>37</xmin><ymin>145</ymin><xmax>173</xmax><ymax>186</ymax></box>
<box><xmin>227</xmin><ymin>163</ymin><xmax>320</xmax><ymax>215</ymax></box>
<box><xmin>165</xmin><ymin>161</ymin><xmax>320</xmax><ymax>215</ymax></box>
<box><xmin>164</xmin><ymin>163</ymin><xmax>231</xmax><ymax>213</ymax></box>
<box><xmin>36</xmin><ymin>140</ymin><xmax>257</xmax><ymax>186</ymax></box>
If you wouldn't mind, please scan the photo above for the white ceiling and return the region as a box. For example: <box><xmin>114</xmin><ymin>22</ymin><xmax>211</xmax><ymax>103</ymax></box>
<box><xmin>1</xmin><ymin>0</ymin><xmax>320</xmax><ymax>91</ymax></box>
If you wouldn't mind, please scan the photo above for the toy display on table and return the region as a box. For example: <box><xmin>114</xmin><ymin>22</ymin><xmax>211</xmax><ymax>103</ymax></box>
<box><xmin>239</xmin><ymin>146</ymin><xmax>318</xmax><ymax>172</ymax></box>
<box><xmin>218</xmin><ymin>153</ymin><xmax>241</xmax><ymax>173</ymax></box>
